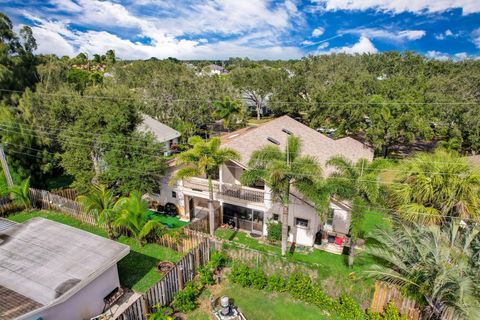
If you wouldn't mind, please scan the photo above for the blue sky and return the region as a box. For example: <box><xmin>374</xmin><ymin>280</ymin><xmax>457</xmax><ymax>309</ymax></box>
<box><xmin>1</xmin><ymin>0</ymin><xmax>480</xmax><ymax>60</ymax></box>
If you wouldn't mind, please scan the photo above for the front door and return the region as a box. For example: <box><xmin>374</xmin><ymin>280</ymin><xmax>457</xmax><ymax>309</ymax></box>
<box><xmin>252</xmin><ymin>210</ymin><xmax>264</xmax><ymax>234</ymax></box>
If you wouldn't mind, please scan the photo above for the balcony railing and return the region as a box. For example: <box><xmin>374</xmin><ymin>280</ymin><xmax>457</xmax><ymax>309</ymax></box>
<box><xmin>183</xmin><ymin>177</ymin><xmax>265</xmax><ymax>204</ymax></box>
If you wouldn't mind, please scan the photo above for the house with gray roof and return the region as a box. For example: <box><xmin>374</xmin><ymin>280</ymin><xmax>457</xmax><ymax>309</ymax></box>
<box><xmin>0</xmin><ymin>218</ymin><xmax>129</xmax><ymax>320</ymax></box>
<box><xmin>139</xmin><ymin>114</ymin><xmax>181</xmax><ymax>156</ymax></box>
<box><xmin>159</xmin><ymin>116</ymin><xmax>374</xmax><ymax>253</ymax></box>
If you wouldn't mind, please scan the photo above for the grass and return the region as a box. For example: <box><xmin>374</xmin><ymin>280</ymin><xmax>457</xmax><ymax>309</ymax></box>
<box><xmin>8</xmin><ymin>210</ymin><xmax>183</xmax><ymax>293</ymax></box>
<box><xmin>148</xmin><ymin>212</ymin><xmax>189</xmax><ymax>228</ymax></box>
<box><xmin>214</xmin><ymin>222</ymin><xmax>385</xmax><ymax>307</ymax></box>
<box><xmin>185</xmin><ymin>282</ymin><xmax>331</xmax><ymax>320</ymax></box>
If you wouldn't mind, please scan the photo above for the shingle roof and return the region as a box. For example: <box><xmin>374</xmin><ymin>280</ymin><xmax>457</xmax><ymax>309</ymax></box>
<box><xmin>0</xmin><ymin>285</ymin><xmax>42</xmax><ymax>320</ymax></box>
<box><xmin>139</xmin><ymin>114</ymin><xmax>181</xmax><ymax>142</ymax></box>
<box><xmin>0</xmin><ymin>218</ymin><xmax>129</xmax><ymax>318</ymax></box>
<box><xmin>221</xmin><ymin>115</ymin><xmax>373</xmax><ymax>176</ymax></box>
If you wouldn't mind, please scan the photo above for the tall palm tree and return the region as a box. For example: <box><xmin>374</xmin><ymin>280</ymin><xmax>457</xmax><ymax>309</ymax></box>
<box><xmin>77</xmin><ymin>184</ymin><xmax>117</xmax><ymax>239</ymax></box>
<box><xmin>171</xmin><ymin>136</ymin><xmax>240</xmax><ymax>236</ymax></box>
<box><xmin>241</xmin><ymin>135</ymin><xmax>326</xmax><ymax>256</ymax></box>
<box><xmin>326</xmin><ymin>156</ymin><xmax>386</xmax><ymax>266</ymax></box>
<box><xmin>9</xmin><ymin>177</ymin><xmax>31</xmax><ymax>209</ymax></box>
<box><xmin>214</xmin><ymin>96</ymin><xmax>243</xmax><ymax>130</ymax></box>
<box><xmin>391</xmin><ymin>150</ymin><xmax>480</xmax><ymax>225</ymax></box>
<box><xmin>113</xmin><ymin>192</ymin><xmax>164</xmax><ymax>246</ymax></box>
<box><xmin>365</xmin><ymin>221</ymin><xmax>480</xmax><ymax>320</ymax></box>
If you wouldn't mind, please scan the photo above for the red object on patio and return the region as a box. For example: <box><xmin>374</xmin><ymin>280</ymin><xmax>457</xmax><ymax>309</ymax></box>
<box><xmin>334</xmin><ymin>236</ymin><xmax>344</xmax><ymax>245</ymax></box>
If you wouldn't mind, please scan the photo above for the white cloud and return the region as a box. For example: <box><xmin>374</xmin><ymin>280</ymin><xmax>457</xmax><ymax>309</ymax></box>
<box><xmin>435</xmin><ymin>29</ymin><xmax>458</xmax><ymax>40</ymax></box>
<box><xmin>313</xmin><ymin>0</ymin><xmax>480</xmax><ymax>15</ymax></box>
<box><xmin>317</xmin><ymin>42</ymin><xmax>329</xmax><ymax>49</ymax></box>
<box><xmin>312</xmin><ymin>27</ymin><xmax>325</xmax><ymax>37</ymax></box>
<box><xmin>426</xmin><ymin>50</ymin><xmax>450</xmax><ymax>60</ymax></box>
<box><xmin>302</xmin><ymin>40</ymin><xmax>314</xmax><ymax>45</ymax></box>
<box><xmin>318</xmin><ymin>36</ymin><xmax>377</xmax><ymax>54</ymax></box>
<box><xmin>454</xmin><ymin>52</ymin><xmax>468</xmax><ymax>59</ymax></box>
<box><xmin>22</xmin><ymin>0</ymin><xmax>306</xmax><ymax>60</ymax></box>
<box><xmin>471</xmin><ymin>28</ymin><xmax>480</xmax><ymax>48</ymax></box>
<box><xmin>342</xmin><ymin>28</ymin><xmax>426</xmax><ymax>42</ymax></box>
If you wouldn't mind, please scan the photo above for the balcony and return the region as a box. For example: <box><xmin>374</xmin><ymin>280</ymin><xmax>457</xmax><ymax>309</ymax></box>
<box><xmin>183</xmin><ymin>177</ymin><xmax>265</xmax><ymax>204</ymax></box>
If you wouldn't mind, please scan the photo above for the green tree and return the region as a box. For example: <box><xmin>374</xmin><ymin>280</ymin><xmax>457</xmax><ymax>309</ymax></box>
<box><xmin>105</xmin><ymin>49</ymin><xmax>116</xmax><ymax>65</ymax></box>
<box><xmin>76</xmin><ymin>184</ymin><xmax>118</xmax><ymax>239</ymax></box>
<box><xmin>241</xmin><ymin>135</ymin><xmax>325</xmax><ymax>256</ymax></box>
<box><xmin>390</xmin><ymin>150</ymin><xmax>480</xmax><ymax>224</ymax></box>
<box><xmin>365</xmin><ymin>221</ymin><xmax>480</xmax><ymax>319</ymax></box>
<box><xmin>9</xmin><ymin>176</ymin><xmax>30</xmax><ymax>209</ymax></box>
<box><xmin>171</xmin><ymin>136</ymin><xmax>240</xmax><ymax>235</ymax></box>
<box><xmin>113</xmin><ymin>192</ymin><xmax>164</xmax><ymax>245</ymax></box>
<box><xmin>213</xmin><ymin>96</ymin><xmax>244</xmax><ymax>130</ymax></box>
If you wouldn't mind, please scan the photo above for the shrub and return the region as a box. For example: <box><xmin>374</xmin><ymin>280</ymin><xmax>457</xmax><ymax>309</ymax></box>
<box><xmin>229</xmin><ymin>263</ymin><xmax>252</xmax><ymax>287</ymax></box>
<box><xmin>208</xmin><ymin>251</ymin><xmax>228</xmax><ymax>270</ymax></box>
<box><xmin>250</xmin><ymin>269</ymin><xmax>267</xmax><ymax>290</ymax></box>
<box><xmin>172</xmin><ymin>282</ymin><xmax>200</xmax><ymax>312</ymax></box>
<box><xmin>266</xmin><ymin>274</ymin><xmax>287</xmax><ymax>292</ymax></box>
<box><xmin>365</xmin><ymin>302</ymin><xmax>406</xmax><ymax>320</ymax></box>
<box><xmin>147</xmin><ymin>305</ymin><xmax>174</xmax><ymax>320</ymax></box>
<box><xmin>336</xmin><ymin>295</ymin><xmax>363</xmax><ymax>320</ymax></box>
<box><xmin>266</xmin><ymin>220</ymin><xmax>282</xmax><ymax>241</ymax></box>
<box><xmin>198</xmin><ymin>266</ymin><xmax>215</xmax><ymax>285</ymax></box>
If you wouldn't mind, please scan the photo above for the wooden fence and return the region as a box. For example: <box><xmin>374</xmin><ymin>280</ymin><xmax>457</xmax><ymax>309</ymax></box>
<box><xmin>116</xmin><ymin>239</ymin><xmax>212</xmax><ymax>320</ymax></box>
<box><xmin>371</xmin><ymin>282</ymin><xmax>422</xmax><ymax>320</ymax></box>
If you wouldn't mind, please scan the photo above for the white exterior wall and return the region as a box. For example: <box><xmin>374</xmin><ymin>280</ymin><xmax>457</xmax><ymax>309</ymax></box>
<box><xmin>24</xmin><ymin>265</ymin><xmax>121</xmax><ymax>320</ymax></box>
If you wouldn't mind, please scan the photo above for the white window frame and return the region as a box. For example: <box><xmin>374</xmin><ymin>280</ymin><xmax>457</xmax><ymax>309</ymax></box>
<box><xmin>295</xmin><ymin>217</ymin><xmax>309</xmax><ymax>228</ymax></box>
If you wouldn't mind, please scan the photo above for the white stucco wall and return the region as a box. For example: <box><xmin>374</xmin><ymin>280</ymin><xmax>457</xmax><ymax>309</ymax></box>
<box><xmin>24</xmin><ymin>265</ymin><xmax>121</xmax><ymax>320</ymax></box>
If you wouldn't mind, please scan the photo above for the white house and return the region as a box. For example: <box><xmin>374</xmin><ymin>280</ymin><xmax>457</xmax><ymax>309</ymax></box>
<box><xmin>157</xmin><ymin>116</ymin><xmax>373</xmax><ymax>251</ymax></box>
<box><xmin>139</xmin><ymin>114</ymin><xmax>181</xmax><ymax>156</ymax></box>
<box><xmin>0</xmin><ymin>218</ymin><xmax>129</xmax><ymax>320</ymax></box>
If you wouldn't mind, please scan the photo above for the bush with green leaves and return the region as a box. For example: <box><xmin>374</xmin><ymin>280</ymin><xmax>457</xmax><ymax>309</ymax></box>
<box><xmin>250</xmin><ymin>269</ymin><xmax>267</xmax><ymax>289</ymax></box>
<box><xmin>198</xmin><ymin>266</ymin><xmax>215</xmax><ymax>286</ymax></box>
<box><xmin>266</xmin><ymin>274</ymin><xmax>287</xmax><ymax>292</ymax></box>
<box><xmin>335</xmin><ymin>294</ymin><xmax>363</xmax><ymax>320</ymax></box>
<box><xmin>365</xmin><ymin>302</ymin><xmax>406</xmax><ymax>320</ymax></box>
<box><xmin>266</xmin><ymin>220</ymin><xmax>282</xmax><ymax>241</ymax></box>
<box><xmin>208</xmin><ymin>251</ymin><xmax>228</xmax><ymax>270</ymax></box>
<box><xmin>147</xmin><ymin>305</ymin><xmax>174</xmax><ymax>320</ymax></box>
<box><xmin>172</xmin><ymin>281</ymin><xmax>200</xmax><ymax>312</ymax></box>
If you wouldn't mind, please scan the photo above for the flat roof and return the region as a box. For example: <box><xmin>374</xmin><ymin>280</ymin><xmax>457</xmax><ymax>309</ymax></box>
<box><xmin>0</xmin><ymin>218</ymin><xmax>129</xmax><ymax>317</ymax></box>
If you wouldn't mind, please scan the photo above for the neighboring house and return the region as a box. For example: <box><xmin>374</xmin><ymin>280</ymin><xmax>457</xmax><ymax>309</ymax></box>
<box><xmin>199</xmin><ymin>64</ymin><xmax>229</xmax><ymax>76</ymax></box>
<box><xmin>0</xmin><ymin>218</ymin><xmax>129</xmax><ymax>320</ymax></box>
<box><xmin>158</xmin><ymin>116</ymin><xmax>373</xmax><ymax>250</ymax></box>
<box><xmin>139</xmin><ymin>114</ymin><xmax>181</xmax><ymax>156</ymax></box>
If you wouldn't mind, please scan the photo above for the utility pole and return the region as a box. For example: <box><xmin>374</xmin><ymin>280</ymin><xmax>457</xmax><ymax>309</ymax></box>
<box><xmin>0</xmin><ymin>145</ymin><xmax>13</xmax><ymax>188</ymax></box>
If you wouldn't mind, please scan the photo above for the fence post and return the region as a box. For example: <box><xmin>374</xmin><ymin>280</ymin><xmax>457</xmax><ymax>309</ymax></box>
<box><xmin>177</xmin><ymin>266</ymin><xmax>184</xmax><ymax>290</ymax></box>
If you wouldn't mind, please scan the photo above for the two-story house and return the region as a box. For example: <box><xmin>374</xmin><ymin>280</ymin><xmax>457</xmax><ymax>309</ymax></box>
<box><xmin>156</xmin><ymin>116</ymin><xmax>373</xmax><ymax>250</ymax></box>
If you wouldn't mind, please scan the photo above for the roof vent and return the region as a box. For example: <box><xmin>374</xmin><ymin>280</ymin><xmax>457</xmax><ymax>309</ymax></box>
<box><xmin>267</xmin><ymin>137</ymin><xmax>280</xmax><ymax>145</ymax></box>
<box><xmin>282</xmin><ymin>128</ymin><xmax>293</xmax><ymax>135</ymax></box>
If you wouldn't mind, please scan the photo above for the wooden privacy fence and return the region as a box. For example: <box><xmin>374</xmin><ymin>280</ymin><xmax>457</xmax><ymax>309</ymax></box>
<box><xmin>116</xmin><ymin>239</ymin><xmax>212</xmax><ymax>320</ymax></box>
<box><xmin>371</xmin><ymin>282</ymin><xmax>422</xmax><ymax>320</ymax></box>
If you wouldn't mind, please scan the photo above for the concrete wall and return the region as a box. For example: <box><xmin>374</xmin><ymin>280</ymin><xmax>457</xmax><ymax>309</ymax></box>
<box><xmin>26</xmin><ymin>265</ymin><xmax>121</xmax><ymax>320</ymax></box>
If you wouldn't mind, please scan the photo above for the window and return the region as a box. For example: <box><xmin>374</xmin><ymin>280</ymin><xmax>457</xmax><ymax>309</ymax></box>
<box><xmin>172</xmin><ymin>191</ymin><xmax>177</xmax><ymax>198</ymax></box>
<box><xmin>295</xmin><ymin>218</ymin><xmax>309</xmax><ymax>228</ymax></box>
<box><xmin>272</xmin><ymin>214</ymin><xmax>279</xmax><ymax>221</ymax></box>
<box><xmin>326</xmin><ymin>208</ymin><xmax>334</xmax><ymax>225</ymax></box>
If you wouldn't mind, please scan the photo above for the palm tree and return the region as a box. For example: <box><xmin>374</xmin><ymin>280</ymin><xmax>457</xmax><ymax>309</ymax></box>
<box><xmin>113</xmin><ymin>192</ymin><xmax>164</xmax><ymax>246</ymax></box>
<box><xmin>391</xmin><ymin>150</ymin><xmax>480</xmax><ymax>225</ymax></box>
<box><xmin>365</xmin><ymin>221</ymin><xmax>480</xmax><ymax>319</ymax></box>
<box><xmin>241</xmin><ymin>135</ymin><xmax>326</xmax><ymax>256</ymax></box>
<box><xmin>214</xmin><ymin>96</ymin><xmax>243</xmax><ymax>130</ymax></box>
<box><xmin>9</xmin><ymin>177</ymin><xmax>31</xmax><ymax>209</ymax></box>
<box><xmin>77</xmin><ymin>184</ymin><xmax>118</xmax><ymax>239</ymax></box>
<box><xmin>171</xmin><ymin>136</ymin><xmax>240</xmax><ymax>236</ymax></box>
<box><xmin>326</xmin><ymin>156</ymin><xmax>386</xmax><ymax>267</ymax></box>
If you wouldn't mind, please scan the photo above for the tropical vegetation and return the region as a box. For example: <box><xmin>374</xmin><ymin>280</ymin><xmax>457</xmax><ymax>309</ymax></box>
<box><xmin>171</xmin><ymin>136</ymin><xmax>240</xmax><ymax>235</ymax></box>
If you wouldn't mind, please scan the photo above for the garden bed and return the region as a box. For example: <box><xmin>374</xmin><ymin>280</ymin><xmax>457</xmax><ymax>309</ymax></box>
<box><xmin>8</xmin><ymin>210</ymin><xmax>183</xmax><ymax>292</ymax></box>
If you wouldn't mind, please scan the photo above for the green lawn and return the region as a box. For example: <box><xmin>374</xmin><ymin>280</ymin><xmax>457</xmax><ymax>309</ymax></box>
<box><xmin>185</xmin><ymin>282</ymin><xmax>331</xmax><ymax>320</ymax></box>
<box><xmin>8</xmin><ymin>210</ymin><xmax>183</xmax><ymax>292</ymax></box>
<box><xmin>148</xmin><ymin>212</ymin><xmax>189</xmax><ymax>228</ymax></box>
<box><xmin>214</xmin><ymin>225</ymin><xmax>380</xmax><ymax>306</ymax></box>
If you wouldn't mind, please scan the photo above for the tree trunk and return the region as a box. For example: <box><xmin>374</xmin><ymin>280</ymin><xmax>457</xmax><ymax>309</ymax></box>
<box><xmin>91</xmin><ymin>150</ymin><xmax>101</xmax><ymax>184</ymax></box>
<box><xmin>348</xmin><ymin>240</ymin><xmax>356</xmax><ymax>268</ymax></box>
<box><xmin>256</xmin><ymin>103</ymin><xmax>261</xmax><ymax>121</ymax></box>
<box><xmin>281</xmin><ymin>203</ymin><xmax>289</xmax><ymax>256</ymax></box>
<box><xmin>208</xmin><ymin>176</ymin><xmax>215</xmax><ymax>236</ymax></box>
